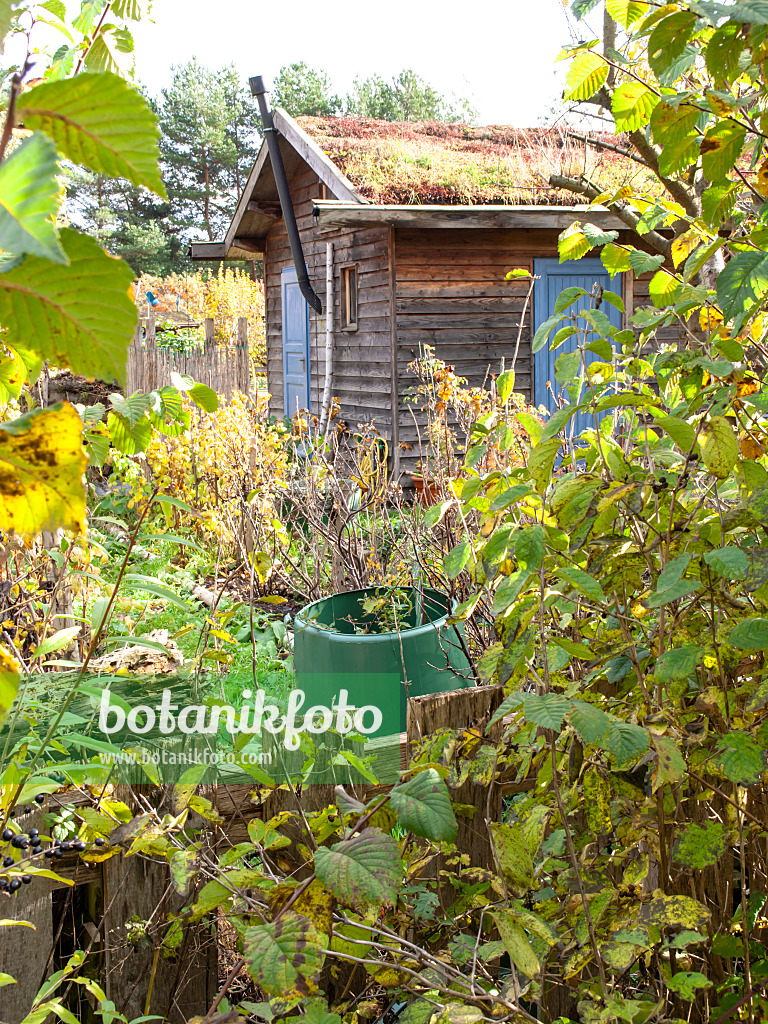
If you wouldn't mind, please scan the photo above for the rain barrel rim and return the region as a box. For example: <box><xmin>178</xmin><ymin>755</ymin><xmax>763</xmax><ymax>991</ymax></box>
<box><xmin>294</xmin><ymin>586</ymin><xmax>454</xmax><ymax>643</ymax></box>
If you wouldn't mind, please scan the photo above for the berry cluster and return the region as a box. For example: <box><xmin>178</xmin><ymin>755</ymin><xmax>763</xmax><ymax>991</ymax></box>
<box><xmin>0</xmin><ymin>794</ymin><xmax>107</xmax><ymax>895</ymax></box>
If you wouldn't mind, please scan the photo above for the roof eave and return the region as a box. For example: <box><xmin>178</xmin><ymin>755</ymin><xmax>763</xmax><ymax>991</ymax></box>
<box><xmin>312</xmin><ymin>201</ymin><xmax>629</xmax><ymax>232</ymax></box>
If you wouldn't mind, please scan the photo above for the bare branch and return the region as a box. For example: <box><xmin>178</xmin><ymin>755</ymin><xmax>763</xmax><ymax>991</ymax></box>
<box><xmin>548</xmin><ymin>172</ymin><xmax>672</xmax><ymax>259</ymax></box>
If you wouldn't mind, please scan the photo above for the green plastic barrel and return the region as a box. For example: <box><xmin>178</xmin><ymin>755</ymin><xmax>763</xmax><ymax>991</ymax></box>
<box><xmin>293</xmin><ymin>586</ymin><xmax>470</xmax><ymax>739</ymax></box>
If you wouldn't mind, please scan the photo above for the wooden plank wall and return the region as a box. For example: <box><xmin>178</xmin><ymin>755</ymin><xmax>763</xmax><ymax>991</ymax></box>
<box><xmin>394</xmin><ymin>227</ymin><xmax>685</xmax><ymax>471</ymax></box>
<box><xmin>395</xmin><ymin>227</ymin><xmax>539</xmax><ymax>467</ymax></box>
<box><xmin>264</xmin><ymin>162</ymin><xmax>392</xmax><ymax>430</ymax></box>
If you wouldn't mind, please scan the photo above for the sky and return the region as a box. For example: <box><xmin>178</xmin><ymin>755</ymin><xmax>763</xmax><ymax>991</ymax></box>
<box><xmin>129</xmin><ymin>0</ymin><xmax>580</xmax><ymax>126</ymax></box>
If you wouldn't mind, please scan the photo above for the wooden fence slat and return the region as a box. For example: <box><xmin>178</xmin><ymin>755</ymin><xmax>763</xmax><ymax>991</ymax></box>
<box><xmin>126</xmin><ymin>317</ymin><xmax>252</xmax><ymax>400</ymax></box>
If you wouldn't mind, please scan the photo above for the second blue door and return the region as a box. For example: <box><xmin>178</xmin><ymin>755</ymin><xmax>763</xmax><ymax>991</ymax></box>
<box><xmin>282</xmin><ymin>267</ymin><xmax>311</xmax><ymax>417</ymax></box>
<box><xmin>533</xmin><ymin>258</ymin><xmax>622</xmax><ymax>436</ymax></box>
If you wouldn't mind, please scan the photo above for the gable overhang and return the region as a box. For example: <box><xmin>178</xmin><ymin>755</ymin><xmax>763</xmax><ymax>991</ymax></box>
<box><xmin>312</xmin><ymin>200</ymin><xmax>628</xmax><ymax>233</ymax></box>
<box><xmin>189</xmin><ymin>108</ymin><xmax>367</xmax><ymax>263</ymax></box>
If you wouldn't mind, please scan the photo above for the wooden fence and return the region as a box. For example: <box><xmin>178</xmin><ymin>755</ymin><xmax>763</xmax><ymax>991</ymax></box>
<box><xmin>126</xmin><ymin>315</ymin><xmax>252</xmax><ymax>400</ymax></box>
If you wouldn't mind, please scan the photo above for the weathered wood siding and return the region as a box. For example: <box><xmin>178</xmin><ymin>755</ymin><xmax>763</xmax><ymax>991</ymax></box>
<box><xmin>264</xmin><ymin>161</ymin><xmax>392</xmax><ymax>431</ymax></box>
<box><xmin>395</xmin><ymin>228</ymin><xmax>538</xmax><ymax>464</ymax></box>
<box><xmin>394</xmin><ymin>227</ymin><xmax>684</xmax><ymax>470</ymax></box>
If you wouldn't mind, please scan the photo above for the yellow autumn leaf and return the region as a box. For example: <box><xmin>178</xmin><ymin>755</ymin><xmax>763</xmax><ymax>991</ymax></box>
<box><xmin>757</xmin><ymin>158</ymin><xmax>768</xmax><ymax>198</ymax></box>
<box><xmin>0</xmin><ymin>402</ymin><xmax>87</xmax><ymax>536</ymax></box>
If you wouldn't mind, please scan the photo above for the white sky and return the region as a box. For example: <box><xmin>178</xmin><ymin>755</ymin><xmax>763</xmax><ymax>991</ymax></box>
<box><xmin>129</xmin><ymin>0</ymin><xmax>578</xmax><ymax>126</ymax></box>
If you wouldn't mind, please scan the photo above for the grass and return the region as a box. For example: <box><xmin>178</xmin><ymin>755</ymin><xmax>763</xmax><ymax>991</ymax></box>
<box><xmin>88</xmin><ymin>488</ymin><xmax>295</xmax><ymax>712</ymax></box>
<box><xmin>300</xmin><ymin>116</ymin><xmax>662</xmax><ymax>205</ymax></box>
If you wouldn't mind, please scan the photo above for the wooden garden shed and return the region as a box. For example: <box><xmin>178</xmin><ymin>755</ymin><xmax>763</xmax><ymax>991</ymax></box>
<box><xmin>190</xmin><ymin>111</ymin><xmax>676</xmax><ymax>473</ymax></box>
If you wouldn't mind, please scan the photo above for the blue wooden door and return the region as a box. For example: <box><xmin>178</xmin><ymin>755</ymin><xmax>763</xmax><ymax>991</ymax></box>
<box><xmin>281</xmin><ymin>267</ymin><xmax>310</xmax><ymax>417</ymax></box>
<box><xmin>533</xmin><ymin>258</ymin><xmax>622</xmax><ymax>437</ymax></box>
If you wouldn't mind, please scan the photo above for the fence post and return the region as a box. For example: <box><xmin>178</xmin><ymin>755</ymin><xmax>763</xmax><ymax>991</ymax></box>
<box><xmin>237</xmin><ymin>316</ymin><xmax>249</xmax><ymax>396</ymax></box>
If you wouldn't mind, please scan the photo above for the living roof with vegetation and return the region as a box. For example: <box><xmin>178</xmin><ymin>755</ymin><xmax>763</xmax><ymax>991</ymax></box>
<box><xmin>298</xmin><ymin>116</ymin><xmax>658</xmax><ymax>206</ymax></box>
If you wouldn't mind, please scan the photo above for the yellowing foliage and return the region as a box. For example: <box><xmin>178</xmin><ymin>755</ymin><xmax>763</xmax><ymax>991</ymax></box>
<box><xmin>141</xmin><ymin>391</ymin><xmax>288</xmax><ymax>552</ymax></box>
<box><xmin>135</xmin><ymin>267</ymin><xmax>266</xmax><ymax>364</ymax></box>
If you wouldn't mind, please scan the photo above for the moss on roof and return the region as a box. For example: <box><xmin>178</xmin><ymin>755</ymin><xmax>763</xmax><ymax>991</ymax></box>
<box><xmin>297</xmin><ymin>116</ymin><xmax>657</xmax><ymax>206</ymax></box>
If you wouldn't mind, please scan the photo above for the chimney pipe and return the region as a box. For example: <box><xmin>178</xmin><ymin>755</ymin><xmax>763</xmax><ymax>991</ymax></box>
<box><xmin>250</xmin><ymin>75</ymin><xmax>322</xmax><ymax>314</ymax></box>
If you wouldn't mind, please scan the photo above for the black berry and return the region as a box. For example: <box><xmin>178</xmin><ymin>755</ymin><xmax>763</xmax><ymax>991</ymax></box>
<box><xmin>53</xmin><ymin>849</ymin><xmax>63</xmax><ymax>858</ymax></box>
<box><xmin>28</xmin><ymin>829</ymin><xmax>38</xmax><ymax>838</ymax></box>
<box><xmin>22</xmin><ymin>806</ymin><xmax>31</xmax><ymax>815</ymax></box>
<box><xmin>94</xmin><ymin>837</ymin><xmax>106</xmax><ymax>847</ymax></box>
<box><xmin>73</xmin><ymin>840</ymin><xmax>86</xmax><ymax>852</ymax></box>
<box><xmin>60</xmin><ymin>841</ymin><xmax>71</xmax><ymax>851</ymax></box>
<box><xmin>44</xmin><ymin>850</ymin><xmax>54</xmax><ymax>859</ymax></box>
<box><xmin>34</xmin><ymin>794</ymin><xmax>45</xmax><ymax>805</ymax></box>
<box><xmin>9</xmin><ymin>878</ymin><xmax>20</xmax><ymax>891</ymax></box>
<box><xmin>2</xmin><ymin>829</ymin><xmax>12</xmax><ymax>842</ymax></box>
<box><xmin>21</xmin><ymin>875</ymin><xmax>30</xmax><ymax>884</ymax></box>
<box><xmin>2</xmin><ymin>857</ymin><xmax>12</xmax><ymax>868</ymax></box>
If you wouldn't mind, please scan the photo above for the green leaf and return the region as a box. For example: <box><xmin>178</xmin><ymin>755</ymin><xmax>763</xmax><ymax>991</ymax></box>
<box><xmin>704</xmin><ymin>546</ymin><xmax>748</xmax><ymax>579</ymax></box>
<box><xmin>170</xmin><ymin>372</ymin><xmax>218</xmax><ymax>412</ymax></box>
<box><xmin>170</xmin><ymin>848</ymin><xmax>197</xmax><ymax>896</ymax></box>
<box><xmin>568</xmin><ymin>699</ymin><xmax>612</xmax><ymax>747</ymax></box>
<box><xmin>716</xmin><ymin>250</ymin><xmax>768</xmax><ymax>327</ymax></box>
<box><xmin>107</xmin><ymin>408</ymin><xmax>152</xmax><ymax>454</ymax></box>
<box><xmin>727</xmin><ymin>617</ymin><xmax>768</xmax><ymax>649</ymax></box>
<box><xmin>496</xmin><ymin>368</ymin><xmax>516</xmax><ymax>403</ymax></box>
<box><xmin>612</xmin><ymin>81</ymin><xmax>658</xmax><ymax>131</ymax></box>
<box><xmin>0</xmin><ymin>403</ymin><xmax>87</xmax><ymax>536</ymax></box>
<box><xmin>607</xmin><ymin>721</ymin><xmax>649</xmax><ymax>767</ymax></box>
<box><xmin>655</xmin><ymin>646</ymin><xmax>702</xmax><ymax>683</ymax></box>
<box><xmin>244</xmin><ymin>914</ymin><xmax>324</xmax><ymax>998</ymax></box>
<box><xmin>601</xmin><ymin>243</ymin><xmax>632</xmax><ymax>275</ymax></box>
<box><xmin>30</xmin><ymin>625</ymin><xmax>80</xmax><ymax>657</ymax></box>
<box><xmin>629</xmin><ymin>249</ymin><xmax>665</xmax><ymax>276</ymax></box>
<box><xmin>555</xmin><ymin>349</ymin><xmax>581</xmax><ymax>387</ymax></box>
<box><xmin>640</xmin><ymin>894</ymin><xmax>711</xmax><ymax>932</ymax></box>
<box><xmin>701</xmin><ymin>121</ymin><xmax>746</xmax><ymax>181</ymax></box>
<box><xmin>515</xmin><ymin>525</ymin><xmax>545</xmax><ymax>570</ymax></box>
<box><xmin>652</xmin><ymin>413</ymin><xmax>696</xmax><ymax>452</ymax></box>
<box><xmin>699</xmin><ymin>416</ymin><xmax>739</xmax><ymax>480</ymax></box>
<box><xmin>649</xmin><ymin>269</ymin><xmax>680</xmax><ymax>308</ymax></box>
<box><xmin>564</xmin><ymin>51</ymin><xmax>608</xmax><ymax>101</ymax></box>
<box><xmin>527</xmin><ymin>437</ymin><xmax>562</xmax><ymax>492</ymax></box>
<box><xmin>532</xmin><ymin>313</ymin><xmax>566</xmax><ymax>354</ymax></box>
<box><xmin>491</xmin><ymin>909</ymin><xmax>540</xmax><ymax>978</ymax></box>
<box><xmin>651</xmin><ymin>102</ymin><xmax>700</xmax><ymax>176</ymax></box>
<box><xmin>390</xmin><ymin>769</ymin><xmax>457</xmax><ymax>842</ymax></box>
<box><xmin>554</xmin><ymin>286</ymin><xmax>589</xmax><ymax>314</ymax></box>
<box><xmin>0</xmin><ymin>134</ymin><xmax>66</xmax><ymax>263</ymax></box>
<box><xmin>673</xmin><ymin>822</ymin><xmax>728</xmax><ymax>869</ymax></box>
<box><xmin>558</xmin><ymin>566</ymin><xmax>606</xmax><ymax>603</ymax></box>
<box><xmin>666</xmin><ymin>972</ymin><xmax>712</xmax><ymax>1002</ymax></box>
<box><xmin>645</xmin><ymin>579</ymin><xmax>702</xmax><ymax>608</ymax></box>
<box><xmin>540</xmin><ymin>404</ymin><xmax>577</xmax><ymax>442</ymax></box>
<box><xmin>314</xmin><ymin>828</ymin><xmax>401</xmax><ymax>908</ymax></box>
<box><xmin>647</xmin><ymin>11</ymin><xmax>698</xmax><ymax>80</ymax></box>
<box><xmin>488</xmin><ymin>822</ymin><xmax>534</xmax><ymax>894</ymax></box>
<box><xmin>652</xmin><ymin>735</ymin><xmax>686</xmax><ymax>791</ymax></box>
<box><xmin>520</xmin><ymin>692</ymin><xmax>568</xmax><ymax>731</ymax></box>
<box><xmin>17</xmin><ymin>72</ymin><xmax>166</xmax><ymax>197</ymax></box>
<box><xmin>715</xmin><ymin>731</ymin><xmax>767</xmax><ymax>786</ymax></box>
<box><xmin>0</xmin><ymin>228</ymin><xmax>136</xmax><ymax>384</ymax></box>
<box><xmin>657</xmin><ymin>554</ymin><xmax>692</xmax><ymax>592</ymax></box>
<box><xmin>606</xmin><ymin>0</ymin><xmax>645</xmax><ymax>26</ymax></box>
<box><xmin>558</xmin><ymin>222</ymin><xmax>591</xmax><ymax>262</ymax></box>
<box><xmin>123</xmin><ymin>575</ymin><xmax>189</xmax><ymax>610</ymax></box>
<box><xmin>445</xmin><ymin>539</ymin><xmax>472</xmax><ymax>580</ymax></box>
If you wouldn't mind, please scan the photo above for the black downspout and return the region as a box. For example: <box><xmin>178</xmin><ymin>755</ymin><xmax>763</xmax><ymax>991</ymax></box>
<box><xmin>250</xmin><ymin>75</ymin><xmax>322</xmax><ymax>314</ymax></box>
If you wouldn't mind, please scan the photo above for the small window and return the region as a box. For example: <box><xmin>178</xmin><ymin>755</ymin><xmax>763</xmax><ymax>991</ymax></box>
<box><xmin>340</xmin><ymin>264</ymin><xmax>358</xmax><ymax>331</ymax></box>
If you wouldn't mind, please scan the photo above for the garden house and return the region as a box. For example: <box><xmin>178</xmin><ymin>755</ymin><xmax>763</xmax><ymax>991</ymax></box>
<box><xmin>190</xmin><ymin>111</ymin><xmax>676</xmax><ymax>473</ymax></box>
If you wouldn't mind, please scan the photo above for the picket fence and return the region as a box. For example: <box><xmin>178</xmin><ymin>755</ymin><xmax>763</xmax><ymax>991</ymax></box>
<box><xmin>125</xmin><ymin>315</ymin><xmax>253</xmax><ymax>400</ymax></box>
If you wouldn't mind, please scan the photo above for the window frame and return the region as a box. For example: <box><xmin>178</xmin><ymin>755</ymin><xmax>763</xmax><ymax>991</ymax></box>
<box><xmin>339</xmin><ymin>263</ymin><xmax>358</xmax><ymax>332</ymax></box>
